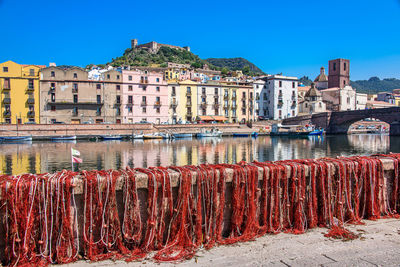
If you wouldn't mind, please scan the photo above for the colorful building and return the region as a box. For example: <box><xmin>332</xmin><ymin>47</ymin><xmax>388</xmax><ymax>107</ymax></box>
<box><xmin>122</xmin><ymin>69</ymin><xmax>168</xmax><ymax>124</ymax></box>
<box><xmin>168</xmin><ymin>80</ymin><xmax>198</xmax><ymax>123</ymax></box>
<box><xmin>0</xmin><ymin>60</ymin><xmax>43</xmax><ymax>124</ymax></box>
<box><xmin>39</xmin><ymin>66</ymin><xmax>121</xmax><ymax>124</ymax></box>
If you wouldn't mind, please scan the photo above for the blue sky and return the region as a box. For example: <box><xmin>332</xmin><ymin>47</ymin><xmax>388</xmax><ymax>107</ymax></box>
<box><xmin>1</xmin><ymin>0</ymin><xmax>399</xmax><ymax>80</ymax></box>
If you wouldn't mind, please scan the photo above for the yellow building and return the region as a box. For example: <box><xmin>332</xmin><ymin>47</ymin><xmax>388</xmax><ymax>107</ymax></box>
<box><xmin>221</xmin><ymin>81</ymin><xmax>253</xmax><ymax>123</ymax></box>
<box><xmin>0</xmin><ymin>61</ymin><xmax>43</xmax><ymax>124</ymax></box>
<box><xmin>168</xmin><ymin>80</ymin><xmax>198</xmax><ymax>123</ymax></box>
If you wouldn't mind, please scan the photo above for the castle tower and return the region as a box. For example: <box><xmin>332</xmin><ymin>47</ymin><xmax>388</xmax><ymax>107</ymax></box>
<box><xmin>328</xmin><ymin>58</ymin><xmax>350</xmax><ymax>88</ymax></box>
<box><xmin>131</xmin><ymin>39</ymin><xmax>138</xmax><ymax>48</ymax></box>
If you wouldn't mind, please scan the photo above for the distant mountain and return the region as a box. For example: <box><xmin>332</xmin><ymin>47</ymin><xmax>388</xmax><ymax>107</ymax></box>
<box><xmin>350</xmin><ymin>77</ymin><xmax>400</xmax><ymax>94</ymax></box>
<box><xmin>205</xmin><ymin>57</ymin><xmax>265</xmax><ymax>76</ymax></box>
<box><xmin>299</xmin><ymin>76</ymin><xmax>313</xmax><ymax>86</ymax></box>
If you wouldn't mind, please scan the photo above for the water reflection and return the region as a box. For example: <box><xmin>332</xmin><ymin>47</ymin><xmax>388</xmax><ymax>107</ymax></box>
<box><xmin>0</xmin><ymin>134</ymin><xmax>395</xmax><ymax>175</ymax></box>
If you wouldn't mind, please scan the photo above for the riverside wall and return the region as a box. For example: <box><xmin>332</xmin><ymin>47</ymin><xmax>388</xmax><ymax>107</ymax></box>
<box><xmin>0</xmin><ymin>123</ymin><xmax>273</xmax><ymax>138</ymax></box>
<box><xmin>1</xmin><ymin>154</ymin><xmax>398</xmax><ymax>265</ymax></box>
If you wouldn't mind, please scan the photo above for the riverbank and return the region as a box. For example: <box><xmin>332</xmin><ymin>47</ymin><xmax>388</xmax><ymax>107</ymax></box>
<box><xmin>0</xmin><ymin>122</ymin><xmax>274</xmax><ymax>140</ymax></box>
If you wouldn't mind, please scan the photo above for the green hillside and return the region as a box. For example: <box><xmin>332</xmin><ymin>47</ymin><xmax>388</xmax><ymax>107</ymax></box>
<box><xmin>350</xmin><ymin>77</ymin><xmax>400</xmax><ymax>94</ymax></box>
<box><xmin>206</xmin><ymin>57</ymin><xmax>265</xmax><ymax>75</ymax></box>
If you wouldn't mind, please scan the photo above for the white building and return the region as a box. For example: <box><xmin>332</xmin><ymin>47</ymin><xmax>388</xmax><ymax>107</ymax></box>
<box><xmin>253</xmin><ymin>79</ymin><xmax>268</xmax><ymax>119</ymax></box>
<box><xmin>356</xmin><ymin>93</ymin><xmax>368</xmax><ymax>110</ymax></box>
<box><xmin>321</xmin><ymin>85</ymin><xmax>356</xmax><ymax>111</ymax></box>
<box><xmin>255</xmin><ymin>75</ymin><xmax>298</xmax><ymax>120</ymax></box>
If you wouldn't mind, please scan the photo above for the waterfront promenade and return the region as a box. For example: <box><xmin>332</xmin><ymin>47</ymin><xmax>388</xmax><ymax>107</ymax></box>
<box><xmin>67</xmin><ymin>218</ymin><xmax>400</xmax><ymax>266</ymax></box>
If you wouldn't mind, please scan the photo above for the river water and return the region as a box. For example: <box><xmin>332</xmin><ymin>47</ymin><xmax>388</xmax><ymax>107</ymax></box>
<box><xmin>0</xmin><ymin>134</ymin><xmax>398</xmax><ymax>175</ymax></box>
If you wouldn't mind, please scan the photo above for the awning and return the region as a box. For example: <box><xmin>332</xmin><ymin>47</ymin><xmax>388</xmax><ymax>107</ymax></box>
<box><xmin>198</xmin><ymin>116</ymin><xmax>214</xmax><ymax>121</ymax></box>
<box><xmin>211</xmin><ymin>116</ymin><xmax>228</xmax><ymax>121</ymax></box>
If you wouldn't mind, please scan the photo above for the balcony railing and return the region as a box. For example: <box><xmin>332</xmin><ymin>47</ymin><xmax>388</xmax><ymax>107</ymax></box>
<box><xmin>141</xmin><ymin>101</ymin><xmax>147</xmax><ymax>106</ymax></box>
<box><xmin>154</xmin><ymin>101</ymin><xmax>161</xmax><ymax>106</ymax></box>
<box><xmin>278</xmin><ymin>94</ymin><xmax>283</xmax><ymax>100</ymax></box>
<box><xmin>292</xmin><ymin>95</ymin><xmax>296</xmax><ymax>100</ymax></box>
<box><xmin>26</xmin><ymin>86</ymin><xmax>34</xmax><ymax>92</ymax></box>
<box><xmin>277</xmin><ymin>100</ymin><xmax>283</xmax><ymax>107</ymax></box>
<box><xmin>50</xmin><ymin>86</ymin><xmax>55</xmax><ymax>91</ymax></box>
<box><xmin>187</xmin><ymin>111</ymin><xmax>193</xmax><ymax>117</ymax></box>
<box><xmin>47</xmin><ymin>99</ymin><xmax>104</xmax><ymax>105</ymax></box>
<box><xmin>186</xmin><ymin>91</ymin><xmax>192</xmax><ymax>96</ymax></box>
<box><xmin>224</xmin><ymin>94</ymin><xmax>229</xmax><ymax>100</ymax></box>
<box><xmin>231</xmin><ymin>105</ymin><xmax>237</xmax><ymax>110</ymax></box>
<box><xmin>170</xmin><ymin>101</ymin><xmax>178</xmax><ymax>107</ymax></box>
<box><xmin>186</xmin><ymin>102</ymin><xmax>192</xmax><ymax>107</ymax></box>
<box><xmin>3</xmin><ymin>98</ymin><xmax>11</xmax><ymax>104</ymax></box>
<box><xmin>213</xmin><ymin>103</ymin><xmax>220</xmax><ymax>109</ymax></box>
<box><xmin>2</xmin><ymin>85</ymin><xmax>10</xmax><ymax>91</ymax></box>
<box><xmin>72</xmin><ymin>88</ymin><xmax>78</xmax><ymax>93</ymax></box>
<box><xmin>231</xmin><ymin>95</ymin><xmax>237</xmax><ymax>100</ymax></box>
<box><xmin>27</xmin><ymin>98</ymin><xmax>35</xmax><ymax>104</ymax></box>
<box><xmin>27</xmin><ymin>111</ymin><xmax>35</xmax><ymax>117</ymax></box>
<box><xmin>3</xmin><ymin>110</ymin><xmax>11</xmax><ymax>117</ymax></box>
<box><xmin>200</xmin><ymin>102</ymin><xmax>207</xmax><ymax>108</ymax></box>
<box><xmin>115</xmin><ymin>100</ymin><xmax>121</xmax><ymax>105</ymax></box>
<box><xmin>224</xmin><ymin>103</ymin><xmax>230</xmax><ymax>109</ymax></box>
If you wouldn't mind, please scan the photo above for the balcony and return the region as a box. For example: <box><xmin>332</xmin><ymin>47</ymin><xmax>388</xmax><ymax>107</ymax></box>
<box><xmin>96</xmin><ymin>111</ymin><xmax>101</xmax><ymax>116</ymax></box>
<box><xmin>50</xmin><ymin>86</ymin><xmax>56</xmax><ymax>91</ymax></box>
<box><xmin>224</xmin><ymin>103</ymin><xmax>230</xmax><ymax>109</ymax></box>
<box><xmin>3</xmin><ymin>98</ymin><xmax>11</xmax><ymax>104</ymax></box>
<box><xmin>72</xmin><ymin>88</ymin><xmax>78</xmax><ymax>93</ymax></box>
<box><xmin>186</xmin><ymin>102</ymin><xmax>192</xmax><ymax>107</ymax></box>
<box><xmin>3</xmin><ymin>110</ymin><xmax>11</xmax><ymax>117</ymax></box>
<box><xmin>141</xmin><ymin>101</ymin><xmax>147</xmax><ymax>106</ymax></box>
<box><xmin>27</xmin><ymin>111</ymin><xmax>35</xmax><ymax>117</ymax></box>
<box><xmin>170</xmin><ymin>101</ymin><xmax>178</xmax><ymax>107</ymax></box>
<box><xmin>231</xmin><ymin>105</ymin><xmax>237</xmax><ymax>110</ymax></box>
<box><xmin>231</xmin><ymin>95</ymin><xmax>237</xmax><ymax>100</ymax></box>
<box><xmin>186</xmin><ymin>91</ymin><xmax>192</xmax><ymax>96</ymax></box>
<box><xmin>26</xmin><ymin>86</ymin><xmax>34</xmax><ymax>92</ymax></box>
<box><xmin>278</xmin><ymin>94</ymin><xmax>283</xmax><ymax>100</ymax></box>
<box><xmin>213</xmin><ymin>103</ymin><xmax>220</xmax><ymax>109</ymax></box>
<box><xmin>2</xmin><ymin>85</ymin><xmax>10</xmax><ymax>91</ymax></box>
<box><xmin>154</xmin><ymin>101</ymin><xmax>161</xmax><ymax>106</ymax></box>
<box><xmin>47</xmin><ymin>99</ymin><xmax>104</xmax><ymax>106</ymax></box>
<box><xmin>291</xmin><ymin>101</ymin><xmax>297</xmax><ymax>108</ymax></box>
<box><xmin>27</xmin><ymin>98</ymin><xmax>35</xmax><ymax>104</ymax></box>
<box><xmin>115</xmin><ymin>100</ymin><xmax>121</xmax><ymax>105</ymax></box>
<box><xmin>187</xmin><ymin>111</ymin><xmax>193</xmax><ymax>117</ymax></box>
<box><xmin>241</xmin><ymin>97</ymin><xmax>247</xmax><ymax>101</ymax></box>
<box><xmin>277</xmin><ymin>100</ymin><xmax>283</xmax><ymax>107</ymax></box>
<box><xmin>292</xmin><ymin>95</ymin><xmax>296</xmax><ymax>100</ymax></box>
<box><xmin>200</xmin><ymin>102</ymin><xmax>207</xmax><ymax>108</ymax></box>
<box><xmin>224</xmin><ymin>94</ymin><xmax>229</xmax><ymax>100</ymax></box>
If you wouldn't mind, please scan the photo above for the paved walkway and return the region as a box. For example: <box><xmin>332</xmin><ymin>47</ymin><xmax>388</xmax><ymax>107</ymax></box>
<box><xmin>67</xmin><ymin>218</ymin><xmax>400</xmax><ymax>267</ymax></box>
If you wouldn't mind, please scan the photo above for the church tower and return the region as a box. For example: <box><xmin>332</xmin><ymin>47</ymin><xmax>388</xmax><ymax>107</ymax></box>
<box><xmin>328</xmin><ymin>58</ymin><xmax>350</xmax><ymax>88</ymax></box>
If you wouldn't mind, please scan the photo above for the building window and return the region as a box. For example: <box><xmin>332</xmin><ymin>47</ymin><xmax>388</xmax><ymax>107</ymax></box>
<box><xmin>202</xmin><ymin>88</ymin><xmax>206</xmax><ymax>94</ymax></box>
<box><xmin>116</xmin><ymin>85</ymin><xmax>120</xmax><ymax>90</ymax></box>
<box><xmin>128</xmin><ymin>106</ymin><xmax>133</xmax><ymax>113</ymax></box>
<box><xmin>4</xmin><ymin>78</ymin><xmax>10</xmax><ymax>89</ymax></box>
<box><xmin>142</xmin><ymin>86</ymin><xmax>147</xmax><ymax>91</ymax></box>
<box><xmin>97</xmin><ymin>95</ymin><xmax>101</xmax><ymax>104</ymax></box>
<box><xmin>3</xmin><ymin>67</ymin><xmax>8</xmax><ymax>72</ymax></box>
<box><xmin>242</xmin><ymin>92</ymin><xmax>246</xmax><ymax>98</ymax></box>
<box><xmin>117</xmin><ymin>75</ymin><xmax>120</xmax><ymax>80</ymax></box>
<box><xmin>96</xmin><ymin>84</ymin><xmax>101</xmax><ymax>90</ymax></box>
<box><xmin>116</xmin><ymin>95</ymin><xmax>121</xmax><ymax>104</ymax></box>
<box><xmin>333</xmin><ymin>62</ymin><xmax>336</xmax><ymax>71</ymax></box>
<box><xmin>73</xmin><ymin>94</ymin><xmax>78</xmax><ymax>103</ymax></box>
<box><xmin>142</xmin><ymin>107</ymin><xmax>147</xmax><ymax>113</ymax></box>
<box><xmin>172</xmin><ymin>87</ymin><xmax>176</xmax><ymax>96</ymax></box>
<box><xmin>242</xmin><ymin>109</ymin><xmax>246</xmax><ymax>115</ymax></box>
<box><xmin>142</xmin><ymin>96</ymin><xmax>146</xmax><ymax>104</ymax></box>
<box><xmin>347</xmin><ymin>97</ymin><xmax>350</xmax><ymax>104</ymax></box>
<box><xmin>156</xmin><ymin>107</ymin><xmax>160</xmax><ymax>113</ymax></box>
<box><xmin>28</xmin><ymin>79</ymin><xmax>34</xmax><ymax>89</ymax></box>
<box><xmin>51</xmin><ymin>71</ymin><xmax>55</xmax><ymax>77</ymax></box>
<box><xmin>73</xmin><ymin>83</ymin><xmax>78</xmax><ymax>92</ymax></box>
<box><xmin>51</xmin><ymin>93</ymin><xmax>55</xmax><ymax>102</ymax></box>
<box><xmin>344</xmin><ymin>80</ymin><xmax>346</xmax><ymax>86</ymax></box>
<box><xmin>187</xmin><ymin>87</ymin><xmax>191</xmax><ymax>93</ymax></box>
<box><xmin>128</xmin><ymin>96</ymin><xmax>133</xmax><ymax>104</ymax></box>
<box><xmin>51</xmin><ymin>105</ymin><xmax>56</xmax><ymax>111</ymax></box>
<box><xmin>215</xmin><ymin>88</ymin><xmax>218</xmax><ymax>95</ymax></box>
<box><xmin>73</xmin><ymin>73</ymin><xmax>77</xmax><ymax>78</ymax></box>
<box><xmin>292</xmin><ymin>82</ymin><xmax>295</xmax><ymax>88</ymax></box>
<box><xmin>156</xmin><ymin>78</ymin><xmax>160</xmax><ymax>82</ymax></box>
<box><xmin>202</xmin><ymin>109</ymin><xmax>206</xmax><ymax>115</ymax></box>
<box><xmin>96</xmin><ymin>107</ymin><xmax>101</xmax><ymax>116</ymax></box>
<box><xmin>73</xmin><ymin>107</ymin><xmax>78</xmax><ymax>115</ymax></box>
<box><xmin>50</xmin><ymin>82</ymin><xmax>56</xmax><ymax>89</ymax></box>
<box><xmin>29</xmin><ymin>69</ymin><xmax>35</xmax><ymax>76</ymax></box>
<box><xmin>156</xmin><ymin>86</ymin><xmax>160</xmax><ymax>92</ymax></box>
<box><xmin>279</xmin><ymin>81</ymin><xmax>282</xmax><ymax>87</ymax></box>
<box><xmin>107</xmin><ymin>74</ymin><xmax>110</xmax><ymax>79</ymax></box>
<box><xmin>128</xmin><ymin>75</ymin><xmax>132</xmax><ymax>81</ymax></box>
<box><xmin>344</xmin><ymin>62</ymin><xmax>347</xmax><ymax>71</ymax></box>
<box><xmin>215</xmin><ymin>109</ymin><xmax>218</xmax><ymax>115</ymax></box>
<box><xmin>128</xmin><ymin>85</ymin><xmax>133</xmax><ymax>91</ymax></box>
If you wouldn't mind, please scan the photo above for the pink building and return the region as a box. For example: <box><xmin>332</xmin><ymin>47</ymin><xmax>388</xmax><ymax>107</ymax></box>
<box><xmin>122</xmin><ymin>69</ymin><xmax>168</xmax><ymax>124</ymax></box>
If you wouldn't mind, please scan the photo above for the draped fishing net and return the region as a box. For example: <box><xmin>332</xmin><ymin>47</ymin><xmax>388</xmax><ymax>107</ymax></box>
<box><xmin>1</xmin><ymin>154</ymin><xmax>400</xmax><ymax>266</ymax></box>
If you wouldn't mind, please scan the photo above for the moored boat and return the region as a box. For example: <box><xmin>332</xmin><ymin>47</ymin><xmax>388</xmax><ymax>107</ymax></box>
<box><xmin>0</xmin><ymin>135</ymin><xmax>32</xmax><ymax>142</ymax></box>
<box><xmin>270</xmin><ymin>124</ymin><xmax>324</xmax><ymax>136</ymax></box>
<box><xmin>51</xmin><ymin>135</ymin><xmax>77</xmax><ymax>141</ymax></box>
<box><xmin>99</xmin><ymin>135</ymin><xmax>123</xmax><ymax>140</ymax></box>
<box><xmin>172</xmin><ymin>133</ymin><xmax>193</xmax><ymax>138</ymax></box>
<box><xmin>143</xmin><ymin>133</ymin><xmax>164</xmax><ymax>140</ymax></box>
<box><xmin>196</xmin><ymin>128</ymin><xmax>222</xmax><ymax>138</ymax></box>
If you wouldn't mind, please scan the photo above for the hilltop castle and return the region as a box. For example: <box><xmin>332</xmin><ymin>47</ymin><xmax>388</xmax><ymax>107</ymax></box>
<box><xmin>131</xmin><ymin>39</ymin><xmax>190</xmax><ymax>54</ymax></box>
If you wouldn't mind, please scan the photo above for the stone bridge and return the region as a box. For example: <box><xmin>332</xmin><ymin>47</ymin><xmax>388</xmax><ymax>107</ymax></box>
<box><xmin>282</xmin><ymin>107</ymin><xmax>400</xmax><ymax>135</ymax></box>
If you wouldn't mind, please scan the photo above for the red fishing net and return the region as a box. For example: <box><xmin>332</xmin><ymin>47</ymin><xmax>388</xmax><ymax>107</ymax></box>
<box><xmin>0</xmin><ymin>154</ymin><xmax>399</xmax><ymax>266</ymax></box>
